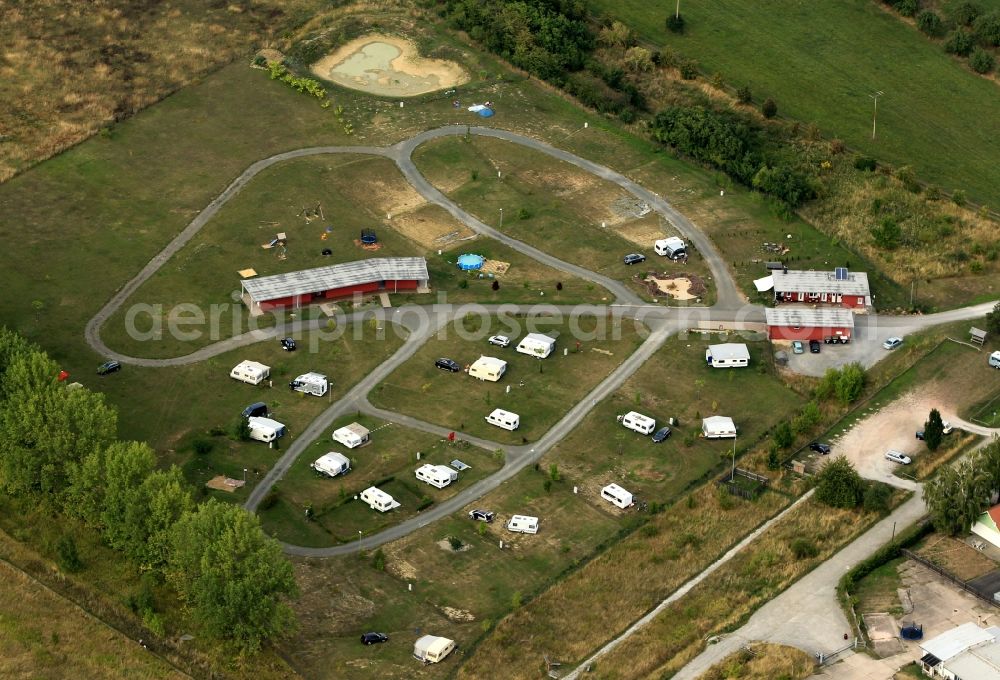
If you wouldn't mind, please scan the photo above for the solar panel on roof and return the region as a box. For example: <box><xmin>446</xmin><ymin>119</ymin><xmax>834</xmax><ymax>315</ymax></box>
<box><xmin>835</xmin><ymin>267</ymin><xmax>849</xmax><ymax>280</ymax></box>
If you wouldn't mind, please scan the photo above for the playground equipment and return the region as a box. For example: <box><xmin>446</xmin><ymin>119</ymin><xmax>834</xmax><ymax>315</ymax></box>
<box><xmin>361</xmin><ymin>228</ymin><xmax>377</xmax><ymax>245</ymax></box>
<box><xmin>457</xmin><ymin>253</ymin><xmax>485</xmax><ymax>271</ymax></box>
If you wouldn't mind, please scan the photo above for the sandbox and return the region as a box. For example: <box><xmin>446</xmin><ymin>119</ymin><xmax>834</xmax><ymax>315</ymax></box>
<box><xmin>311</xmin><ymin>34</ymin><xmax>468</xmax><ymax>97</ymax></box>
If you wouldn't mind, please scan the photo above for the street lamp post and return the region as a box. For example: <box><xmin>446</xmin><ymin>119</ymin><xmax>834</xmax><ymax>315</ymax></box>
<box><xmin>731</xmin><ymin>436</ymin><xmax>737</xmax><ymax>482</ymax></box>
<box><xmin>869</xmin><ymin>90</ymin><xmax>884</xmax><ymax>140</ymax></box>
<box><xmin>499</xmin><ymin>207</ymin><xmax>504</xmax><ymax>230</ymax></box>
<box><xmin>243</xmin><ymin>468</ymin><xmax>247</xmax><ymax>483</ymax></box>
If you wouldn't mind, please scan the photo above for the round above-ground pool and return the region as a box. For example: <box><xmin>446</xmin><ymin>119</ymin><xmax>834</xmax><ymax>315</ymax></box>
<box><xmin>457</xmin><ymin>253</ymin><xmax>485</xmax><ymax>270</ymax></box>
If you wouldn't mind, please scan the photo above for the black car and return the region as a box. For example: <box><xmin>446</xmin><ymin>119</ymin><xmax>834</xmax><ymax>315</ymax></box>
<box><xmin>469</xmin><ymin>509</ymin><xmax>495</xmax><ymax>522</ymax></box>
<box><xmin>360</xmin><ymin>632</ymin><xmax>388</xmax><ymax>645</ymax></box>
<box><xmin>242</xmin><ymin>402</ymin><xmax>268</xmax><ymax>419</ymax></box>
<box><xmin>97</xmin><ymin>360</ymin><xmax>121</xmax><ymax>375</ymax></box>
<box><xmin>280</xmin><ymin>337</ymin><xmax>296</xmax><ymax>351</ymax></box>
<box><xmin>809</xmin><ymin>339</ymin><xmax>821</xmax><ymax>354</ymax></box>
<box><xmin>809</xmin><ymin>442</ymin><xmax>831</xmax><ymax>455</ymax></box>
<box><xmin>623</xmin><ymin>253</ymin><xmax>646</xmax><ymax>265</ymax></box>
<box><xmin>435</xmin><ymin>358</ymin><xmax>461</xmax><ymax>372</ymax></box>
<box><xmin>916</xmin><ymin>430</ymin><xmax>925</xmax><ymax>441</ymax></box>
<box><xmin>652</xmin><ymin>426</ymin><xmax>672</xmax><ymax>443</ymax></box>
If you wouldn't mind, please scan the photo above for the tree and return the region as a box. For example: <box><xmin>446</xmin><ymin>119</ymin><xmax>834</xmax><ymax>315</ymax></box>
<box><xmin>924</xmin><ymin>408</ymin><xmax>945</xmax><ymax>452</ymax></box>
<box><xmin>863</xmin><ymin>482</ymin><xmax>892</xmax><ymax>515</ymax></box>
<box><xmin>792</xmin><ymin>400</ymin><xmax>821</xmax><ymax>435</ymax></box>
<box><xmin>815</xmin><ymin>457</ymin><xmax>864</xmax><ymax>508</ymax></box>
<box><xmin>491</xmin><ymin>279</ymin><xmax>500</xmax><ymax>291</ymax></box>
<box><xmin>973</xmin><ymin>11</ymin><xmax>1000</xmax><ymax>47</ymax></box>
<box><xmin>623</xmin><ymin>46</ymin><xmax>654</xmax><ymax>73</ymax></box>
<box><xmin>772</xmin><ymin>421</ymin><xmax>794</xmax><ymax>449</ymax></box>
<box><xmin>897</xmin><ymin>0</ymin><xmax>919</xmax><ymax>17</ymax></box>
<box><xmin>871</xmin><ymin>217</ymin><xmax>903</xmax><ymax>250</ymax></box>
<box><xmin>101</xmin><ymin>441</ymin><xmax>156</xmax><ymax>553</ymax></box>
<box><xmin>761</xmin><ymin>98</ymin><xmax>777</xmax><ymax>119</ymax></box>
<box><xmin>969</xmin><ymin>47</ymin><xmax>996</xmax><ymax>73</ymax></box>
<box><xmin>834</xmin><ymin>362</ymin><xmax>866</xmax><ymax>405</ymax></box>
<box><xmin>945</xmin><ymin>29</ymin><xmax>976</xmax><ymax>56</ymax></box>
<box><xmin>917</xmin><ymin>10</ymin><xmax>944</xmax><ymax>36</ymax></box>
<box><xmin>736</xmin><ymin>85</ymin><xmax>752</xmax><ymax>105</ymax></box>
<box><xmin>133</xmin><ymin>467</ymin><xmax>194</xmax><ymax>568</ymax></box>
<box><xmin>666</xmin><ymin>13</ymin><xmax>685</xmax><ymax>34</ymax></box>
<box><xmin>232</xmin><ymin>416</ymin><xmax>251</xmax><ymax>441</ymax></box>
<box><xmin>950</xmin><ymin>1</ymin><xmax>983</xmax><ymax>26</ymax></box>
<box><xmin>598</xmin><ymin>20</ymin><xmax>632</xmax><ymax>48</ymax></box>
<box><xmin>169</xmin><ymin>500</ymin><xmax>298</xmax><ymax>652</ymax></box>
<box><xmin>986</xmin><ymin>301</ymin><xmax>1000</xmax><ymax>335</ymax></box>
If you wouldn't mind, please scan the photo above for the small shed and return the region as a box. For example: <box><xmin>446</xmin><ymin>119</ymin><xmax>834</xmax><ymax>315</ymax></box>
<box><xmin>706</xmin><ymin>343</ymin><xmax>750</xmax><ymax>368</ymax></box>
<box><xmin>311</xmin><ymin>452</ymin><xmax>351</xmax><ymax>478</ymax></box>
<box><xmin>702</xmin><ymin>416</ymin><xmax>737</xmax><ymax>439</ymax></box>
<box><xmin>468</xmin><ymin>356</ymin><xmax>507</xmax><ymax>382</ymax></box>
<box><xmin>516</xmin><ymin>333</ymin><xmax>556</xmax><ymax>359</ymax></box>
<box><xmin>332</xmin><ymin>422</ymin><xmax>370</xmax><ymax>449</ymax></box>
<box><xmin>413</xmin><ymin>635</ymin><xmax>455</xmax><ymax>664</ymax></box>
<box><xmin>971</xmin><ymin>327</ymin><xmax>987</xmax><ymax>346</ymax></box>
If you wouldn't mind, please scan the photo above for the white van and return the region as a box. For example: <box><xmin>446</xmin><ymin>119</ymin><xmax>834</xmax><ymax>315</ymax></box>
<box><xmin>247</xmin><ymin>416</ymin><xmax>286</xmax><ymax>443</ymax></box>
<box><xmin>230</xmin><ymin>360</ymin><xmax>270</xmax><ymax>385</ymax></box>
<box><xmin>486</xmin><ymin>408</ymin><xmax>520</xmax><ymax>431</ymax></box>
<box><xmin>619</xmin><ymin>411</ymin><xmax>656</xmax><ymax>435</ymax></box>
<box><xmin>360</xmin><ymin>486</ymin><xmax>400</xmax><ymax>512</ymax></box>
<box><xmin>990</xmin><ymin>351</ymin><xmax>1000</xmax><ymax>368</ymax></box>
<box><xmin>415</xmin><ymin>464</ymin><xmax>458</xmax><ymax>489</ymax></box>
<box><xmin>654</xmin><ymin>236</ymin><xmax>687</xmax><ymax>259</ymax></box>
<box><xmin>507</xmin><ymin>515</ymin><xmax>539</xmax><ymax>534</ymax></box>
<box><xmin>600</xmin><ymin>483</ymin><xmax>634</xmax><ymax>509</ymax></box>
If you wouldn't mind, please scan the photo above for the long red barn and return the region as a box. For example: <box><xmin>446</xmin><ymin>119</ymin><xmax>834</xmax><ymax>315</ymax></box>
<box><xmin>765</xmin><ymin>307</ymin><xmax>855</xmax><ymax>343</ymax></box>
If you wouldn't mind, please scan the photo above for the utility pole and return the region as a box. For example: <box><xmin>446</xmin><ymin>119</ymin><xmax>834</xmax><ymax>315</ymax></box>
<box><xmin>499</xmin><ymin>207</ymin><xmax>504</xmax><ymax>230</ymax></box>
<box><xmin>731</xmin><ymin>436</ymin><xmax>737</xmax><ymax>481</ymax></box>
<box><xmin>869</xmin><ymin>90</ymin><xmax>884</xmax><ymax>140</ymax></box>
<box><xmin>676</xmin><ymin>0</ymin><xmax>681</xmax><ymax>18</ymax></box>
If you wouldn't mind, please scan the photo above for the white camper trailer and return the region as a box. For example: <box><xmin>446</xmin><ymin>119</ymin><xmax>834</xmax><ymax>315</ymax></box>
<box><xmin>413</xmin><ymin>635</ymin><xmax>455</xmax><ymax>664</ymax></box>
<box><xmin>289</xmin><ymin>372</ymin><xmax>328</xmax><ymax>397</ymax></box>
<box><xmin>415</xmin><ymin>463</ymin><xmax>458</xmax><ymax>489</ymax></box>
<box><xmin>468</xmin><ymin>356</ymin><xmax>507</xmax><ymax>382</ymax></box>
<box><xmin>619</xmin><ymin>411</ymin><xmax>656</xmax><ymax>435</ymax></box>
<box><xmin>247</xmin><ymin>416</ymin><xmax>286</xmax><ymax>443</ymax></box>
<box><xmin>516</xmin><ymin>333</ymin><xmax>556</xmax><ymax>359</ymax></box>
<box><xmin>485</xmin><ymin>408</ymin><xmax>520</xmax><ymax>431</ymax></box>
<box><xmin>332</xmin><ymin>422</ymin><xmax>370</xmax><ymax>449</ymax></box>
<box><xmin>600</xmin><ymin>483</ymin><xmax>634</xmax><ymax>509</ymax></box>
<box><xmin>705</xmin><ymin>343</ymin><xmax>750</xmax><ymax>368</ymax></box>
<box><xmin>230</xmin><ymin>360</ymin><xmax>270</xmax><ymax>385</ymax></box>
<box><xmin>311</xmin><ymin>452</ymin><xmax>351</xmax><ymax>477</ymax></box>
<box><xmin>507</xmin><ymin>514</ymin><xmax>539</xmax><ymax>534</ymax></box>
<box><xmin>702</xmin><ymin>415</ymin><xmax>737</xmax><ymax>439</ymax></box>
<box><xmin>991</xmin><ymin>351</ymin><xmax>1000</xmax><ymax>368</ymax></box>
<box><xmin>360</xmin><ymin>486</ymin><xmax>400</xmax><ymax>512</ymax></box>
<box><xmin>654</xmin><ymin>236</ymin><xmax>687</xmax><ymax>259</ymax></box>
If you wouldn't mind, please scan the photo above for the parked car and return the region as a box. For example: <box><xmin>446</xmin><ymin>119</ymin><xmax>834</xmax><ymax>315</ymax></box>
<box><xmin>883</xmin><ymin>337</ymin><xmax>904</xmax><ymax>350</ymax></box>
<box><xmin>280</xmin><ymin>337</ymin><xmax>297</xmax><ymax>351</ymax></box>
<box><xmin>917</xmin><ymin>422</ymin><xmax>954</xmax><ymax>440</ymax></box>
<box><xmin>885</xmin><ymin>450</ymin><xmax>912</xmax><ymax>465</ymax></box>
<box><xmin>241</xmin><ymin>402</ymin><xmax>268</xmax><ymax>419</ymax></box>
<box><xmin>360</xmin><ymin>632</ymin><xmax>389</xmax><ymax>645</ymax></box>
<box><xmin>809</xmin><ymin>442</ymin><xmax>831</xmax><ymax>455</ymax></box>
<box><xmin>488</xmin><ymin>335</ymin><xmax>510</xmax><ymax>348</ymax></box>
<box><xmin>469</xmin><ymin>509</ymin><xmax>495</xmax><ymax>523</ymax></box>
<box><xmin>435</xmin><ymin>358</ymin><xmax>461</xmax><ymax>372</ymax></box>
<box><xmin>97</xmin><ymin>360</ymin><xmax>121</xmax><ymax>375</ymax></box>
<box><xmin>623</xmin><ymin>253</ymin><xmax>646</xmax><ymax>265</ymax></box>
<box><xmin>652</xmin><ymin>426</ymin><xmax>672</xmax><ymax>443</ymax></box>
<box><xmin>791</xmin><ymin>341</ymin><xmax>805</xmax><ymax>355</ymax></box>
<box><xmin>809</xmin><ymin>339</ymin><xmax>821</xmax><ymax>354</ymax></box>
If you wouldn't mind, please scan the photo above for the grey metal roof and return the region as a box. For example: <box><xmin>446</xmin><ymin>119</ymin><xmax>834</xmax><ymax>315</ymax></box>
<box><xmin>707</xmin><ymin>343</ymin><xmax>750</xmax><ymax>361</ymax></box>
<box><xmin>773</xmin><ymin>269</ymin><xmax>870</xmax><ymax>296</ymax></box>
<box><xmin>765</xmin><ymin>307</ymin><xmax>856</xmax><ymax>328</ymax></box>
<box><xmin>243</xmin><ymin>257</ymin><xmax>428</xmax><ymax>302</ymax></box>
<box><xmin>922</xmin><ymin>623</ymin><xmax>996</xmax><ymax>663</ymax></box>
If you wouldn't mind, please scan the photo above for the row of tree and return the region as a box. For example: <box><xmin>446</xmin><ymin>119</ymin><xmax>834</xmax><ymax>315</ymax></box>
<box><xmin>924</xmin><ymin>439</ymin><xmax>1000</xmax><ymax>535</ymax></box>
<box><xmin>883</xmin><ymin>0</ymin><xmax>999</xmax><ymax>74</ymax></box>
<box><xmin>0</xmin><ymin>328</ymin><xmax>297</xmax><ymax>653</ymax></box>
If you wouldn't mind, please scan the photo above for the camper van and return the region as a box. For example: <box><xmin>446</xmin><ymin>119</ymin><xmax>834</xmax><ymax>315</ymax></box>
<box><xmin>311</xmin><ymin>452</ymin><xmax>351</xmax><ymax>478</ymax></box>
<box><xmin>702</xmin><ymin>416</ymin><xmax>737</xmax><ymax>439</ymax></box>
<box><xmin>289</xmin><ymin>372</ymin><xmax>328</xmax><ymax>397</ymax></box>
<box><xmin>516</xmin><ymin>333</ymin><xmax>556</xmax><ymax>359</ymax></box>
<box><xmin>654</xmin><ymin>236</ymin><xmax>687</xmax><ymax>260</ymax></box>
<box><xmin>247</xmin><ymin>416</ymin><xmax>286</xmax><ymax>443</ymax></box>
<box><xmin>991</xmin><ymin>351</ymin><xmax>1000</xmax><ymax>368</ymax></box>
<box><xmin>507</xmin><ymin>515</ymin><xmax>539</xmax><ymax>534</ymax></box>
<box><xmin>468</xmin><ymin>356</ymin><xmax>507</xmax><ymax>382</ymax></box>
<box><xmin>415</xmin><ymin>464</ymin><xmax>458</xmax><ymax>489</ymax></box>
<box><xmin>485</xmin><ymin>408</ymin><xmax>520</xmax><ymax>431</ymax></box>
<box><xmin>705</xmin><ymin>343</ymin><xmax>750</xmax><ymax>368</ymax></box>
<box><xmin>413</xmin><ymin>635</ymin><xmax>455</xmax><ymax>664</ymax></box>
<box><xmin>332</xmin><ymin>422</ymin><xmax>370</xmax><ymax>449</ymax></box>
<box><xmin>230</xmin><ymin>360</ymin><xmax>270</xmax><ymax>385</ymax></box>
<box><xmin>618</xmin><ymin>411</ymin><xmax>656</xmax><ymax>435</ymax></box>
<box><xmin>600</xmin><ymin>483</ymin><xmax>634</xmax><ymax>509</ymax></box>
<box><xmin>360</xmin><ymin>486</ymin><xmax>400</xmax><ymax>513</ymax></box>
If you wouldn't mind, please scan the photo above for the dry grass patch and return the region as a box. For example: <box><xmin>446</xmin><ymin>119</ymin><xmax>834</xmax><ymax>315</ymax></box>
<box><xmin>699</xmin><ymin>643</ymin><xmax>814</xmax><ymax>680</ymax></box>
<box><xmin>915</xmin><ymin>533</ymin><xmax>998</xmax><ymax>581</ymax></box>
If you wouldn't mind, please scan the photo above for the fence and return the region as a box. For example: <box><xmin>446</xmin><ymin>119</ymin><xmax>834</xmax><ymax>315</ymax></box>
<box><xmin>716</xmin><ymin>468</ymin><xmax>770</xmax><ymax>500</ymax></box>
<box><xmin>902</xmin><ymin>549</ymin><xmax>1000</xmax><ymax>609</ymax></box>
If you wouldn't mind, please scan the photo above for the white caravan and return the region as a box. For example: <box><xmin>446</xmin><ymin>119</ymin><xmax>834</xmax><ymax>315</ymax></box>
<box><xmin>415</xmin><ymin>463</ymin><xmax>458</xmax><ymax>489</ymax></box>
<box><xmin>507</xmin><ymin>515</ymin><xmax>539</xmax><ymax>534</ymax></box>
<box><xmin>289</xmin><ymin>372</ymin><xmax>329</xmax><ymax>397</ymax></box>
<box><xmin>516</xmin><ymin>333</ymin><xmax>556</xmax><ymax>359</ymax></box>
<box><xmin>485</xmin><ymin>408</ymin><xmax>520</xmax><ymax>431</ymax></box>
<box><xmin>654</xmin><ymin>236</ymin><xmax>687</xmax><ymax>259</ymax></box>
<box><xmin>247</xmin><ymin>416</ymin><xmax>286</xmax><ymax>443</ymax></box>
<box><xmin>360</xmin><ymin>486</ymin><xmax>400</xmax><ymax>512</ymax></box>
<box><xmin>413</xmin><ymin>635</ymin><xmax>456</xmax><ymax>664</ymax></box>
<box><xmin>705</xmin><ymin>343</ymin><xmax>750</xmax><ymax>368</ymax></box>
<box><xmin>702</xmin><ymin>415</ymin><xmax>737</xmax><ymax>439</ymax></box>
<box><xmin>619</xmin><ymin>411</ymin><xmax>656</xmax><ymax>435</ymax></box>
<box><xmin>991</xmin><ymin>351</ymin><xmax>1000</xmax><ymax>368</ymax></box>
<box><xmin>230</xmin><ymin>360</ymin><xmax>270</xmax><ymax>385</ymax></box>
<box><xmin>600</xmin><ymin>483</ymin><xmax>634</xmax><ymax>509</ymax></box>
<box><xmin>332</xmin><ymin>422</ymin><xmax>370</xmax><ymax>449</ymax></box>
<box><xmin>468</xmin><ymin>356</ymin><xmax>507</xmax><ymax>382</ymax></box>
<box><xmin>311</xmin><ymin>452</ymin><xmax>351</xmax><ymax>478</ymax></box>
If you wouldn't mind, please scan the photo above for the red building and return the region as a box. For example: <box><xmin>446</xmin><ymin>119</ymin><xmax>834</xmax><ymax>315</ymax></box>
<box><xmin>772</xmin><ymin>268</ymin><xmax>871</xmax><ymax>309</ymax></box>
<box><xmin>765</xmin><ymin>307</ymin><xmax>854</xmax><ymax>343</ymax></box>
<box><xmin>241</xmin><ymin>257</ymin><xmax>429</xmax><ymax>313</ymax></box>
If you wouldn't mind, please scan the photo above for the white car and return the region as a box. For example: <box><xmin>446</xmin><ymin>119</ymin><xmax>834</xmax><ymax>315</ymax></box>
<box><xmin>883</xmin><ymin>337</ymin><xmax>904</xmax><ymax>350</ymax></box>
<box><xmin>885</xmin><ymin>450</ymin><xmax>911</xmax><ymax>465</ymax></box>
<box><xmin>943</xmin><ymin>421</ymin><xmax>954</xmax><ymax>435</ymax></box>
<box><xmin>488</xmin><ymin>335</ymin><xmax>510</xmax><ymax>347</ymax></box>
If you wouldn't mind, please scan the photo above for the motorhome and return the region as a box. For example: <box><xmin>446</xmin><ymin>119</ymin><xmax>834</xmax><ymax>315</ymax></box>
<box><xmin>289</xmin><ymin>372</ymin><xmax>328</xmax><ymax>397</ymax></box>
<box><xmin>705</xmin><ymin>343</ymin><xmax>750</xmax><ymax>368</ymax></box>
<box><xmin>413</xmin><ymin>635</ymin><xmax>455</xmax><ymax>664</ymax></box>
<box><xmin>654</xmin><ymin>236</ymin><xmax>687</xmax><ymax>259</ymax></box>
<box><xmin>415</xmin><ymin>464</ymin><xmax>458</xmax><ymax>489</ymax></box>
<box><xmin>332</xmin><ymin>422</ymin><xmax>370</xmax><ymax>449</ymax></box>
<box><xmin>702</xmin><ymin>415</ymin><xmax>737</xmax><ymax>439</ymax></box>
<box><xmin>468</xmin><ymin>356</ymin><xmax>507</xmax><ymax>382</ymax></box>
<box><xmin>600</xmin><ymin>483</ymin><xmax>634</xmax><ymax>509</ymax></box>
<box><xmin>247</xmin><ymin>416</ymin><xmax>286</xmax><ymax>443</ymax></box>
<box><xmin>506</xmin><ymin>515</ymin><xmax>539</xmax><ymax>534</ymax></box>
<box><xmin>360</xmin><ymin>487</ymin><xmax>400</xmax><ymax>512</ymax></box>
<box><xmin>230</xmin><ymin>360</ymin><xmax>270</xmax><ymax>385</ymax></box>
<box><xmin>485</xmin><ymin>408</ymin><xmax>520</xmax><ymax>431</ymax></box>
<box><xmin>618</xmin><ymin>411</ymin><xmax>656</xmax><ymax>435</ymax></box>
<box><xmin>311</xmin><ymin>452</ymin><xmax>351</xmax><ymax>478</ymax></box>
<box><xmin>516</xmin><ymin>333</ymin><xmax>556</xmax><ymax>359</ymax></box>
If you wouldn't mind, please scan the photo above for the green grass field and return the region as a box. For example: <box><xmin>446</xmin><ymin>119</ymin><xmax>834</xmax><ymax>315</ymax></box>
<box><xmin>592</xmin><ymin>0</ymin><xmax>1000</xmax><ymax>209</ymax></box>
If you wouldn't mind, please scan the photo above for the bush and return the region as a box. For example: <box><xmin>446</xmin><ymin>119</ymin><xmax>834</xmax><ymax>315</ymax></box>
<box><xmin>56</xmin><ymin>535</ymin><xmax>83</xmax><ymax>573</ymax></box>
<box><xmin>736</xmin><ymin>85</ymin><xmax>752</xmax><ymax>104</ymax></box>
<box><xmin>679</xmin><ymin>59</ymin><xmax>698</xmax><ymax>80</ymax></box>
<box><xmin>853</xmin><ymin>155</ymin><xmax>877</xmax><ymax>172</ymax></box>
<box><xmin>790</xmin><ymin>538</ymin><xmax>819</xmax><ymax>559</ymax></box>
<box><xmin>835</xmin><ymin>363</ymin><xmax>866</xmax><ymax>405</ymax></box>
<box><xmin>417</xmin><ymin>496</ymin><xmax>434</xmax><ymax>511</ymax></box>
<box><xmin>448</xmin><ymin>536</ymin><xmax>463</xmax><ymax>550</ymax></box>
<box><xmin>192</xmin><ymin>438</ymin><xmax>214</xmax><ymax>455</ymax></box>
<box><xmin>863</xmin><ymin>482</ymin><xmax>893</xmax><ymax>515</ymax></box>
<box><xmin>897</xmin><ymin>0</ymin><xmax>919</xmax><ymax>17</ymax></box>
<box><xmin>666</xmin><ymin>13</ymin><xmax>685</xmax><ymax>33</ymax></box>
<box><xmin>761</xmin><ymin>98</ymin><xmax>777</xmax><ymax>119</ymax></box>
<box><xmin>231</xmin><ymin>417</ymin><xmax>251</xmax><ymax>442</ymax></box>
<box><xmin>950</xmin><ymin>1</ymin><xmax>982</xmax><ymax>26</ymax></box>
<box><xmin>952</xmin><ymin>189</ymin><xmax>967</xmax><ymax>206</ymax></box>
<box><xmin>973</xmin><ymin>11</ymin><xmax>1000</xmax><ymax>46</ymax></box>
<box><xmin>917</xmin><ymin>10</ymin><xmax>944</xmax><ymax>36</ymax></box>
<box><xmin>491</xmin><ymin>279</ymin><xmax>500</xmax><ymax>291</ymax></box>
<box><xmin>945</xmin><ymin>29</ymin><xmax>976</xmax><ymax>56</ymax></box>
<box><xmin>773</xmin><ymin>421</ymin><xmax>794</xmax><ymax>449</ymax></box>
<box><xmin>969</xmin><ymin>47</ymin><xmax>996</xmax><ymax>73</ymax></box>
<box><xmin>871</xmin><ymin>217</ymin><xmax>902</xmax><ymax>250</ymax></box>
<box><xmin>372</xmin><ymin>549</ymin><xmax>385</xmax><ymax>571</ymax></box>
<box><xmin>815</xmin><ymin>457</ymin><xmax>864</xmax><ymax>508</ymax></box>
<box><xmin>259</xmin><ymin>491</ymin><xmax>279</xmax><ymax>510</ymax></box>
